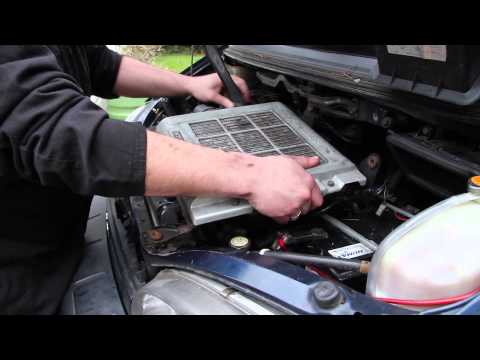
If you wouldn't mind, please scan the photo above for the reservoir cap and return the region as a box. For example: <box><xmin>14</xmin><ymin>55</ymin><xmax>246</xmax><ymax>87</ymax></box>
<box><xmin>229</xmin><ymin>236</ymin><xmax>251</xmax><ymax>250</ymax></box>
<box><xmin>468</xmin><ymin>176</ymin><xmax>480</xmax><ymax>195</ymax></box>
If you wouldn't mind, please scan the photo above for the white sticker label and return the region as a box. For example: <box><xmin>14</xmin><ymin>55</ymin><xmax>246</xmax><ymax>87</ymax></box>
<box><xmin>387</xmin><ymin>45</ymin><xmax>447</xmax><ymax>62</ymax></box>
<box><xmin>328</xmin><ymin>243</ymin><xmax>373</xmax><ymax>260</ymax></box>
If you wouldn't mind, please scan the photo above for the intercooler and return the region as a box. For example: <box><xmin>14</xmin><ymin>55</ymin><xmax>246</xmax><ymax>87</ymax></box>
<box><xmin>155</xmin><ymin>102</ymin><xmax>366</xmax><ymax>225</ymax></box>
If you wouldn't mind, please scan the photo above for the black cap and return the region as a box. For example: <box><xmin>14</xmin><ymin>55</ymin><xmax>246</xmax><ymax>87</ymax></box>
<box><xmin>313</xmin><ymin>282</ymin><xmax>343</xmax><ymax>309</ymax></box>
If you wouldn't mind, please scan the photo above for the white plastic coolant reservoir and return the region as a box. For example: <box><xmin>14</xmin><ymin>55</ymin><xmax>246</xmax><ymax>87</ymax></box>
<box><xmin>366</xmin><ymin>190</ymin><xmax>480</xmax><ymax>309</ymax></box>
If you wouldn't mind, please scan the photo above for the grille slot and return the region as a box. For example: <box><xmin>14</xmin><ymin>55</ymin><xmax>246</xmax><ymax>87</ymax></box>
<box><xmin>254</xmin><ymin>150</ymin><xmax>281</xmax><ymax>157</ymax></box>
<box><xmin>220</xmin><ymin>116</ymin><xmax>254</xmax><ymax>132</ymax></box>
<box><xmin>199</xmin><ymin>136</ymin><xmax>240</xmax><ymax>152</ymax></box>
<box><xmin>281</xmin><ymin>145</ymin><xmax>318</xmax><ymax>157</ymax></box>
<box><xmin>262</xmin><ymin>126</ymin><xmax>304</xmax><ymax>148</ymax></box>
<box><xmin>248</xmin><ymin>112</ymin><xmax>283</xmax><ymax>128</ymax></box>
<box><xmin>232</xmin><ymin>130</ymin><xmax>273</xmax><ymax>153</ymax></box>
<box><xmin>190</xmin><ymin>120</ymin><xmax>224</xmax><ymax>137</ymax></box>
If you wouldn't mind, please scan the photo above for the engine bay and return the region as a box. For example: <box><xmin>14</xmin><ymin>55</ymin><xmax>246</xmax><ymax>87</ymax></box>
<box><xmin>111</xmin><ymin>47</ymin><xmax>480</xmax><ymax>314</ymax></box>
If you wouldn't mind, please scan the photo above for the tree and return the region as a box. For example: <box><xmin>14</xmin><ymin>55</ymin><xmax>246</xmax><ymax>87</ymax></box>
<box><xmin>120</xmin><ymin>45</ymin><xmax>165</xmax><ymax>63</ymax></box>
<box><xmin>120</xmin><ymin>45</ymin><xmax>200</xmax><ymax>63</ymax></box>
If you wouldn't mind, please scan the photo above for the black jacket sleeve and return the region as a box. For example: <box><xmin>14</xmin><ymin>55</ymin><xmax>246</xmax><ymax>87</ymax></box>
<box><xmin>85</xmin><ymin>45</ymin><xmax>123</xmax><ymax>99</ymax></box>
<box><xmin>0</xmin><ymin>45</ymin><xmax>146</xmax><ymax>197</ymax></box>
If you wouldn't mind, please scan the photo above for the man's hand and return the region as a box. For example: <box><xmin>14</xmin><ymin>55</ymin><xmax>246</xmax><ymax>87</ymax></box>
<box><xmin>186</xmin><ymin>73</ymin><xmax>251</xmax><ymax>108</ymax></box>
<box><xmin>245</xmin><ymin>155</ymin><xmax>324</xmax><ymax>223</ymax></box>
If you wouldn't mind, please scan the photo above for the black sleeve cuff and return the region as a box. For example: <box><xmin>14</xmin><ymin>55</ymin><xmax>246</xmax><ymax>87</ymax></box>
<box><xmin>130</xmin><ymin>121</ymin><xmax>148</xmax><ymax>195</ymax></box>
<box><xmin>90</xmin><ymin>119</ymin><xmax>147</xmax><ymax>197</ymax></box>
<box><xmin>87</xmin><ymin>46</ymin><xmax>124</xmax><ymax>99</ymax></box>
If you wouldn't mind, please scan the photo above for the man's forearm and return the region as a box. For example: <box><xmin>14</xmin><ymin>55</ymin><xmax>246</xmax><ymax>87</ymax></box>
<box><xmin>113</xmin><ymin>55</ymin><xmax>251</xmax><ymax>108</ymax></box>
<box><xmin>145</xmin><ymin>130</ymin><xmax>255</xmax><ymax>198</ymax></box>
<box><xmin>144</xmin><ymin>130</ymin><xmax>324</xmax><ymax>223</ymax></box>
<box><xmin>113</xmin><ymin>56</ymin><xmax>193</xmax><ymax>98</ymax></box>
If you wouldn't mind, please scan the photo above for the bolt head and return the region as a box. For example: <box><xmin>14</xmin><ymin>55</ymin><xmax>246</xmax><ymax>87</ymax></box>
<box><xmin>422</xmin><ymin>126</ymin><xmax>432</xmax><ymax>136</ymax></box>
<box><xmin>148</xmin><ymin>229</ymin><xmax>163</xmax><ymax>241</ymax></box>
<box><xmin>382</xmin><ymin>117</ymin><xmax>392</xmax><ymax>128</ymax></box>
<box><xmin>367</xmin><ymin>154</ymin><xmax>381</xmax><ymax>169</ymax></box>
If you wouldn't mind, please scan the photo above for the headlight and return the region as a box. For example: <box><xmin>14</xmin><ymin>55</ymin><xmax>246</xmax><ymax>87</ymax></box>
<box><xmin>130</xmin><ymin>269</ymin><xmax>282</xmax><ymax>315</ymax></box>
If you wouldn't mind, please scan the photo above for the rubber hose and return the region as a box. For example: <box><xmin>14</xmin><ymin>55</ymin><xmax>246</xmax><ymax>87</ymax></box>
<box><xmin>204</xmin><ymin>45</ymin><xmax>245</xmax><ymax>107</ymax></box>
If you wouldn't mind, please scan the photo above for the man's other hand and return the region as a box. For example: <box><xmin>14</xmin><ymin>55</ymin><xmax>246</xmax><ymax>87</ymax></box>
<box><xmin>186</xmin><ymin>73</ymin><xmax>251</xmax><ymax>108</ymax></box>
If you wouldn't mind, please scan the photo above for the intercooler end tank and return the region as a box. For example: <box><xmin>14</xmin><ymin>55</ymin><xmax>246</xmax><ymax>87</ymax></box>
<box><xmin>367</xmin><ymin>181</ymin><xmax>480</xmax><ymax>310</ymax></box>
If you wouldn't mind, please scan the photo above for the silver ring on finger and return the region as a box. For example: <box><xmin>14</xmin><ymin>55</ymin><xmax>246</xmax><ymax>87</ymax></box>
<box><xmin>289</xmin><ymin>209</ymin><xmax>303</xmax><ymax>222</ymax></box>
<box><xmin>301</xmin><ymin>202</ymin><xmax>311</xmax><ymax>215</ymax></box>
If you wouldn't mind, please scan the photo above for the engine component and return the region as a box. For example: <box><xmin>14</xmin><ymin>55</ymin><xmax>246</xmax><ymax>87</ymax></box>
<box><xmin>367</xmin><ymin>185</ymin><xmax>480</xmax><ymax>310</ymax></box>
<box><xmin>376</xmin><ymin>45</ymin><xmax>480</xmax><ymax>106</ymax></box>
<box><xmin>256</xmin><ymin>71</ymin><xmax>402</xmax><ymax>130</ymax></box>
<box><xmin>229</xmin><ymin>236</ymin><xmax>251</xmax><ymax>250</ymax></box>
<box><xmin>259</xmin><ymin>249</ymin><xmax>370</xmax><ymax>274</ymax></box>
<box><xmin>272</xmin><ymin>228</ymin><xmax>328</xmax><ymax>251</ymax></box>
<box><xmin>320</xmin><ymin>214</ymin><xmax>378</xmax><ymax>251</ymax></box>
<box><xmin>193</xmin><ymin>104</ymin><xmax>217</xmax><ymax>113</ymax></box>
<box><xmin>387</xmin><ymin>132</ymin><xmax>480</xmax><ymax>198</ymax></box>
<box><xmin>155</xmin><ymin>102</ymin><xmax>366</xmax><ymax>225</ymax></box>
<box><xmin>358</xmin><ymin>153</ymin><xmax>382</xmax><ymax>187</ymax></box>
<box><xmin>381</xmin><ymin>202</ymin><xmax>415</xmax><ymax>219</ymax></box>
<box><xmin>130</xmin><ymin>196</ymin><xmax>195</xmax><ymax>255</ymax></box>
<box><xmin>145</xmin><ymin>197</ymin><xmax>161</xmax><ymax>228</ymax></box>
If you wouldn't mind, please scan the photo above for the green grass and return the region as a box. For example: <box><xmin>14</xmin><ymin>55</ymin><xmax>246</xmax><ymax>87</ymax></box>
<box><xmin>152</xmin><ymin>52</ymin><xmax>203</xmax><ymax>73</ymax></box>
<box><xmin>107</xmin><ymin>52</ymin><xmax>204</xmax><ymax>120</ymax></box>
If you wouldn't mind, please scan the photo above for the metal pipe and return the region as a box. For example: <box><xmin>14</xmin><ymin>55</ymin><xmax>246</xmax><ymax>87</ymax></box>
<box><xmin>144</xmin><ymin>197</ymin><xmax>161</xmax><ymax>228</ymax></box>
<box><xmin>320</xmin><ymin>214</ymin><xmax>378</xmax><ymax>252</ymax></box>
<box><xmin>384</xmin><ymin>202</ymin><xmax>414</xmax><ymax>219</ymax></box>
<box><xmin>259</xmin><ymin>250</ymin><xmax>370</xmax><ymax>274</ymax></box>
